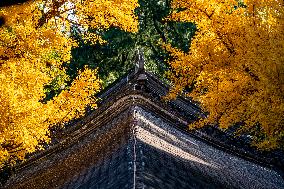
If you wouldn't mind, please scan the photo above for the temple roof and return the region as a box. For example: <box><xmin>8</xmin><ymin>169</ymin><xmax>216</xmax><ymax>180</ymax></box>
<box><xmin>3</xmin><ymin>53</ymin><xmax>284</xmax><ymax>189</ymax></box>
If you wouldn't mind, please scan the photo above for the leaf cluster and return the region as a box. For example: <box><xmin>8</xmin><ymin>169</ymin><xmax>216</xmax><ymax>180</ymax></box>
<box><xmin>165</xmin><ymin>0</ymin><xmax>284</xmax><ymax>150</ymax></box>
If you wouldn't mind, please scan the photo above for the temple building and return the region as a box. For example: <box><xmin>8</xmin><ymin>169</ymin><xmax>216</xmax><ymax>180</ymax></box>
<box><xmin>3</xmin><ymin>52</ymin><xmax>284</xmax><ymax>189</ymax></box>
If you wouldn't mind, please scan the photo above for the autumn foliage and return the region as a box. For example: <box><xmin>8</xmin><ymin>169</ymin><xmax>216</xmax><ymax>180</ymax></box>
<box><xmin>0</xmin><ymin>0</ymin><xmax>283</xmax><ymax>170</ymax></box>
<box><xmin>165</xmin><ymin>0</ymin><xmax>284</xmax><ymax>149</ymax></box>
<box><xmin>0</xmin><ymin>0</ymin><xmax>138</xmax><ymax>168</ymax></box>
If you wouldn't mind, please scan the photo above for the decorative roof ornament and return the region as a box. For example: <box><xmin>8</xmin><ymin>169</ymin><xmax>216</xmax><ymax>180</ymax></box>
<box><xmin>133</xmin><ymin>48</ymin><xmax>147</xmax><ymax>90</ymax></box>
<box><xmin>134</xmin><ymin>48</ymin><xmax>145</xmax><ymax>74</ymax></box>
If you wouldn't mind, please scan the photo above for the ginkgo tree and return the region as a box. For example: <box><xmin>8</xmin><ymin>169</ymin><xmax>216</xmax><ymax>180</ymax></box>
<box><xmin>0</xmin><ymin>0</ymin><xmax>138</xmax><ymax>168</ymax></box>
<box><xmin>66</xmin><ymin>0</ymin><xmax>196</xmax><ymax>90</ymax></box>
<box><xmin>165</xmin><ymin>0</ymin><xmax>284</xmax><ymax>150</ymax></box>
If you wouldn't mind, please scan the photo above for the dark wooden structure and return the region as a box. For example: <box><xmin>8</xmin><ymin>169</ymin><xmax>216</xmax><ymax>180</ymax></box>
<box><xmin>3</xmin><ymin>52</ymin><xmax>284</xmax><ymax>189</ymax></box>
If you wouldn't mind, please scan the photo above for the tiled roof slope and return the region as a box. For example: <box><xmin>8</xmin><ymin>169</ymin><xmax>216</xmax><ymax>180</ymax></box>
<box><xmin>3</xmin><ymin>53</ymin><xmax>284</xmax><ymax>189</ymax></box>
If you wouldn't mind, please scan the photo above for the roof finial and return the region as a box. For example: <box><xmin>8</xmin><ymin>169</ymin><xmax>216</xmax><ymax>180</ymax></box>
<box><xmin>135</xmin><ymin>48</ymin><xmax>145</xmax><ymax>74</ymax></box>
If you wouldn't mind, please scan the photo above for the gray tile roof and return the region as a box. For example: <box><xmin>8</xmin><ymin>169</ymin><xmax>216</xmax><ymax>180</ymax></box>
<box><xmin>3</xmin><ymin>57</ymin><xmax>284</xmax><ymax>189</ymax></box>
